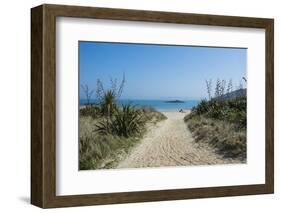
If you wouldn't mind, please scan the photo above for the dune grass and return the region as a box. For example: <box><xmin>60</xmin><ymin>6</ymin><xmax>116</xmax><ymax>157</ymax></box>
<box><xmin>184</xmin><ymin>97</ymin><xmax>246</xmax><ymax>160</ymax></box>
<box><xmin>79</xmin><ymin>106</ymin><xmax>167</xmax><ymax>170</ymax></box>
<box><xmin>186</xmin><ymin>97</ymin><xmax>246</xmax><ymax>129</ymax></box>
<box><xmin>79</xmin><ymin>76</ymin><xmax>168</xmax><ymax>170</ymax></box>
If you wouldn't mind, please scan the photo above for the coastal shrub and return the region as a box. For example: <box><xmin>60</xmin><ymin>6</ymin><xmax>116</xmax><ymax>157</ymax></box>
<box><xmin>112</xmin><ymin>104</ymin><xmax>145</xmax><ymax>137</ymax></box>
<box><xmin>192</xmin><ymin>99</ymin><xmax>209</xmax><ymax>115</ymax></box>
<box><xmin>79</xmin><ymin>115</ymin><xmax>143</xmax><ymax>170</ymax></box>
<box><xmin>79</xmin><ymin>134</ymin><xmax>140</xmax><ymax>170</ymax></box>
<box><xmin>79</xmin><ymin>105</ymin><xmax>100</xmax><ymax>119</ymax></box>
<box><xmin>185</xmin><ymin>96</ymin><xmax>247</xmax><ymax>160</ymax></box>
<box><xmin>99</xmin><ymin>90</ymin><xmax>118</xmax><ymax>117</ymax></box>
<box><xmin>79</xmin><ymin>75</ymin><xmax>168</xmax><ymax>169</ymax></box>
<box><xmin>79</xmin><ymin>99</ymin><xmax>167</xmax><ymax>169</ymax></box>
<box><xmin>96</xmin><ymin>75</ymin><xmax>125</xmax><ymax>117</ymax></box>
<box><xmin>186</xmin><ymin>116</ymin><xmax>246</xmax><ymax>160</ymax></box>
<box><xmin>79</xmin><ymin>135</ymin><xmax>110</xmax><ymax>170</ymax></box>
<box><xmin>187</xmin><ymin>97</ymin><xmax>246</xmax><ymax>129</ymax></box>
<box><xmin>95</xmin><ymin>104</ymin><xmax>145</xmax><ymax>137</ymax></box>
<box><xmin>95</xmin><ymin>118</ymin><xmax>114</xmax><ymax>135</ymax></box>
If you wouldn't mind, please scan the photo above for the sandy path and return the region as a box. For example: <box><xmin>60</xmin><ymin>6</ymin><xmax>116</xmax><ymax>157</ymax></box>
<box><xmin>117</xmin><ymin>111</ymin><xmax>239</xmax><ymax>168</ymax></box>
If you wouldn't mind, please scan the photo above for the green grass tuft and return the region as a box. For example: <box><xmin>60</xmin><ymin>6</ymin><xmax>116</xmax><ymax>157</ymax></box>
<box><xmin>79</xmin><ymin>105</ymin><xmax>166</xmax><ymax>170</ymax></box>
<box><xmin>95</xmin><ymin>104</ymin><xmax>145</xmax><ymax>137</ymax></box>
<box><xmin>186</xmin><ymin>97</ymin><xmax>246</xmax><ymax>129</ymax></box>
<box><xmin>79</xmin><ymin>105</ymin><xmax>100</xmax><ymax>119</ymax></box>
<box><xmin>185</xmin><ymin>97</ymin><xmax>246</xmax><ymax>160</ymax></box>
<box><xmin>186</xmin><ymin>116</ymin><xmax>246</xmax><ymax>160</ymax></box>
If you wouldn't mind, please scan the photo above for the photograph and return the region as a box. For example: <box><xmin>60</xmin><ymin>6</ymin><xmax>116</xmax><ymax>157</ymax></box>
<box><xmin>29</xmin><ymin>3</ymin><xmax>274</xmax><ymax>208</ymax></box>
<box><xmin>79</xmin><ymin>41</ymin><xmax>247</xmax><ymax>170</ymax></box>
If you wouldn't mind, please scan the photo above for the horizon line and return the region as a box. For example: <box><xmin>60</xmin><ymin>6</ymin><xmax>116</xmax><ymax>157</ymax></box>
<box><xmin>79</xmin><ymin>98</ymin><xmax>205</xmax><ymax>100</ymax></box>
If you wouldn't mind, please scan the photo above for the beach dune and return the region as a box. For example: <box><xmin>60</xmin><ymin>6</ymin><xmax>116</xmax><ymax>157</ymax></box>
<box><xmin>117</xmin><ymin>111</ymin><xmax>239</xmax><ymax>168</ymax></box>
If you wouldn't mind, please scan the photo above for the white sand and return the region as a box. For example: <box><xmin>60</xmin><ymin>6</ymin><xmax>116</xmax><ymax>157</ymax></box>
<box><xmin>117</xmin><ymin>111</ymin><xmax>240</xmax><ymax>168</ymax></box>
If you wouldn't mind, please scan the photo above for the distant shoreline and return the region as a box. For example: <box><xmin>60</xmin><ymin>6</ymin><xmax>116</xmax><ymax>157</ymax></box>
<box><xmin>79</xmin><ymin>99</ymin><xmax>200</xmax><ymax>111</ymax></box>
<box><xmin>80</xmin><ymin>105</ymin><xmax>192</xmax><ymax>113</ymax></box>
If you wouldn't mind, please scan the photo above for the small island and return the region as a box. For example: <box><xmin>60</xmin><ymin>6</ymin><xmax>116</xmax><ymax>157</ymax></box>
<box><xmin>164</xmin><ymin>100</ymin><xmax>185</xmax><ymax>103</ymax></box>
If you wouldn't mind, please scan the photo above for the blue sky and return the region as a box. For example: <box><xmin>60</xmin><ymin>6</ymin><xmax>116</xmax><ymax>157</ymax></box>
<box><xmin>79</xmin><ymin>41</ymin><xmax>246</xmax><ymax>100</ymax></box>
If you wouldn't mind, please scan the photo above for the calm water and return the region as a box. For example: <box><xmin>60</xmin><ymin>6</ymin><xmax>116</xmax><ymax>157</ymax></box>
<box><xmin>80</xmin><ymin>99</ymin><xmax>200</xmax><ymax>111</ymax></box>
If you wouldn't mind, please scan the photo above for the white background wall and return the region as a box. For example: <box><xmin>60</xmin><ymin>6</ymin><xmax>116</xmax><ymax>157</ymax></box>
<box><xmin>0</xmin><ymin>0</ymin><xmax>279</xmax><ymax>212</ymax></box>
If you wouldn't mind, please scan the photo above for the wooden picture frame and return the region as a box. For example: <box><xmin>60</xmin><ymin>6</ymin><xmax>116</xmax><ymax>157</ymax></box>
<box><xmin>31</xmin><ymin>4</ymin><xmax>274</xmax><ymax>208</ymax></box>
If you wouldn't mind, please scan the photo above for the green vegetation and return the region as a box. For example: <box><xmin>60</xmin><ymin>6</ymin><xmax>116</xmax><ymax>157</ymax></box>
<box><xmin>79</xmin><ymin>106</ymin><xmax>166</xmax><ymax>170</ymax></box>
<box><xmin>95</xmin><ymin>104</ymin><xmax>145</xmax><ymax>137</ymax></box>
<box><xmin>79</xmin><ymin>105</ymin><xmax>100</xmax><ymax>119</ymax></box>
<box><xmin>79</xmin><ymin>76</ymin><xmax>166</xmax><ymax>170</ymax></box>
<box><xmin>186</xmin><ymin>97</ymin><xmax>246</xmax><ymax>129</ymax></box>
<box><xmin>185</xmin><ymin>114</ymin><xmax>246</xmax><ymax>160</ymax></box>
<box><xmin>184</xmin><ymin>78</ymin><xmax>247</xmax><ymax>160</ymax></box>
<box><xmin>96</xmin><ymin>75</ymin><xmax>125</xmax><ymax>117</ymax></box>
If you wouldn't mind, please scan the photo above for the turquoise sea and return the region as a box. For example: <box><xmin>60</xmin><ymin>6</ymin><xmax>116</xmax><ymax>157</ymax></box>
<box><xmin>80</xmin><ymin>99</ymin><xmax>200</xmax><ymax>111</ymax></box>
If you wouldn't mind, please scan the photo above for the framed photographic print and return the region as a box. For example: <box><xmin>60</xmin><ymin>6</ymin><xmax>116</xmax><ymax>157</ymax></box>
<box><xmin>31</xmin><ymin>4</ymin><xmax>274</xmax><ymax>208</ymax></box>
